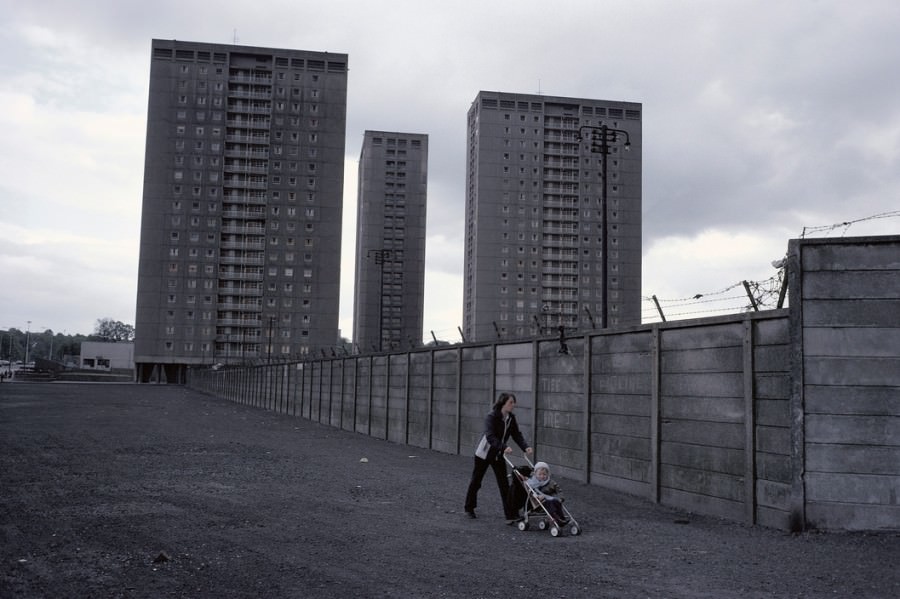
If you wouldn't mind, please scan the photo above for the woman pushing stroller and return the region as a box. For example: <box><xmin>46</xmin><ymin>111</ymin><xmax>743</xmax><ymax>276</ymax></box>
<box><xmin>464</xmin><ymin>392</ymin><xmax>532</xmax><ymax>522</ymax></box>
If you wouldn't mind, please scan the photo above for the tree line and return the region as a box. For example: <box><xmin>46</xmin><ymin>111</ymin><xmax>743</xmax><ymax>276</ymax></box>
<box><xmin>1</xmin><ymin>318</ymin><xmax>134</xmax><ymax>365</ymax></box>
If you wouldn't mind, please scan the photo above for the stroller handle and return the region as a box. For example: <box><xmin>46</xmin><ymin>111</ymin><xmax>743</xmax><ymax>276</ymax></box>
<box><xmin>503</xmin><ymin>453</ymin><xmax>535</xmax><ymax>468</ymax></box>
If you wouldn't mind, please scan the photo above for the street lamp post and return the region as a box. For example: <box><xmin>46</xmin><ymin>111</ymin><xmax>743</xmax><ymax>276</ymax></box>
<box><xmin>2</xmin><ymin>329</ymin><xmax>11</xmax><ymax>375</ymax></box>
<box><xmin>575</xmin><ymin>125</ymin><xmax>631</xmax><ymax>329</ymax></box>
<box><xmin>367</xmin><ymin>249</ymin><xmax>391</xmax><ymax>352</ymax></box>
<box><xmin>24</xmin><ymin>321</ymin><xmax>31</xmax><ymax>366</ymax></box>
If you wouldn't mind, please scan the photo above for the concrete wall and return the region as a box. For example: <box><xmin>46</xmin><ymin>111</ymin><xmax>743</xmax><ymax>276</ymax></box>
<box><xmin>789</xmin><ymin>236</ymin><xmax>900</xmax><ymax>531</ymax></box>
<box><xmin>187</xmin><ymin>235</ymin><xmax>899</xmax><ymax>532</ymax></box>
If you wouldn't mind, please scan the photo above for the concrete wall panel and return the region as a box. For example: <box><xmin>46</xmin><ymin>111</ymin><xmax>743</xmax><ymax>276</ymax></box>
<box><xmin>802</xmin><ymin>271</ymin><xmax>899</xmax><ymax>299</ymax></box>
<box><xmin>803</xmin><ymin>299</ymin><xmax>900</xmax><ymax>326</ymax></box>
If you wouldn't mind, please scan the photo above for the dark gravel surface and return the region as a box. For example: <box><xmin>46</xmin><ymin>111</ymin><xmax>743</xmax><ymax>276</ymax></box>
<box><xmin>1</xmin><ymin>382</ymin><xmax>897</xmax><ymax>598</ymax></box>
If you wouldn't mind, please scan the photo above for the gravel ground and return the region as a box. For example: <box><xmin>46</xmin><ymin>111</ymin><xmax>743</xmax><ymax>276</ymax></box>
<box><xmin>1</xmin><ymin>382</ymin><xmax>897</xmax><ymax>599</ymax></box>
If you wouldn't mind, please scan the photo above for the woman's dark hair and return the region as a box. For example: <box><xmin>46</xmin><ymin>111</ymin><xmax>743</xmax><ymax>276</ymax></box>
<box><xmin>492</xmin><ymin>392</ymin><xmax>516</xmax><ymax>412</ymax></box>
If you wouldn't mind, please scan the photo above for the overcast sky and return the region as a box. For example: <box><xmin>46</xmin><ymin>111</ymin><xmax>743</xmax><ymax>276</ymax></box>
<box><xmin>2</xmin><ymin>0</ymin><xmax>898</xmax><ymax>341</ymax></box>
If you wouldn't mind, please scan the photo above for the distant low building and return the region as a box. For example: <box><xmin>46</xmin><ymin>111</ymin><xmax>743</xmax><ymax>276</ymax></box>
<box><xmin>80</xmin><ymin>342</ymin><xmax>135</xmax><ymax>371</ymax></box>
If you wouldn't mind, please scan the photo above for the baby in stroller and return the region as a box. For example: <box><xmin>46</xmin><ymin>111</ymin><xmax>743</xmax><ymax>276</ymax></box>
<box><xmin>525</xmin><ymin>462</ymin><xmax>568</xmax><ymax>525</ymax></box>
<box><xmin>507</xmin><ymin>458</ymin><xmax>580</xmax><ymax>536</ymax></box>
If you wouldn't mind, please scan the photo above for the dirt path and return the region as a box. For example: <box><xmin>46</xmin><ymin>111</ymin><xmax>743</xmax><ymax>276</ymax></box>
<box><xmin>1</xmin><ymin>383</ymin><xmax>897</xmax><ymax>598</ymax></box>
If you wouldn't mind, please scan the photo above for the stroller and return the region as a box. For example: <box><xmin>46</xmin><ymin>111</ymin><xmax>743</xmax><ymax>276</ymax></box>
<box><xmin>506</xmin><ymin>455</ymin><xmax>581</xmax><ymax>537</ymax></box>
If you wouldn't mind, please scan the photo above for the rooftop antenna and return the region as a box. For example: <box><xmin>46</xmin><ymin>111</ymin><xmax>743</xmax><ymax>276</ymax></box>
<box><xmin>537</xmin><ymin>78</ymin><xmax>542</xmax><ymax>95</ymax></box>
<box><xmin>233</xmin><ymin>29</ymin><xmax>238</xmax><ymax>44</ymax></box>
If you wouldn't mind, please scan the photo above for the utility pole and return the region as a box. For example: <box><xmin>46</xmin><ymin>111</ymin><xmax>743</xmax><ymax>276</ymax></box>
<box><xmin>24</xmin><ymin>321</ymin><xmax>31</xmax><ymax>366</ymax></box>
<box><xmin>367</xmin><ymin>249</ymin><xmax>391</xmax><ymax>352</ymax></box>
<box><xmin>575</xmin><ymin>125</ymin><xmax>631</xmax><ymax>329</ymax></box>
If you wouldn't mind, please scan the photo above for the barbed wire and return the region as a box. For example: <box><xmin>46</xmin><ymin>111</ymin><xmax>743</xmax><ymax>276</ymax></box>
<box><xmin>642</xmin><ymin>210</ymin><xmax>898</xmax><ymax>323</ymax></box>
<box><xmin>422</xmin><ymin>212</ymin><xmax>899</xmax><ymax>337</ymax></box>
<box><xmin>642</xmin><ymin>284</ymin><xmax>781</xmax><ymax>323</ymax></box>
<box><xmin>800</xmin><ymin>210</ymin><xmax>900</xmax><ymax>238</ymax></box>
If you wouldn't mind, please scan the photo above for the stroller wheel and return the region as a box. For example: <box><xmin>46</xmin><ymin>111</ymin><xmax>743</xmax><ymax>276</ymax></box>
<box><xmin>517</xmin><ymin>520</ymin><xmax>529</xmax><ymax>531</ymax></box>
<box><xmin>537</xmin><ymin>520</ymin><xmax>547</xmax><ymax>531</ymax></box>
<box><xmin>569</xmin><ymin>523</ymin><xmax>581</xmax><ymax>536</ymax></box>
<box><xmin>550</xmin><ymin>525</ymin><xmax>560</xmax><ymax>537</ymax></box>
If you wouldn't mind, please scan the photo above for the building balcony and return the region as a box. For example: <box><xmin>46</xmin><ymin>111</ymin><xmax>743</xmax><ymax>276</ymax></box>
<box><xmin>227</xmin><ymin>89</ymin><xmax>272</xmax><ymax>100</ymax></box>
<box><xmin>543</xmin><ymin>145</ymin><xmax>579</xmax><ymax>157</ymax></box>
<box><xmin>220</xmin><ymin>240</ymin><xmax>265</xmax><ymax>250</ymax></box>
<box><xmin>226</xmin><ymin>118</ymin><xmax>271</xmax><ymax>129</ymax></box>
<box><xmin>542</xmin><ymin>225</ymin><xmax>578</xmax><ymax>235</ymax></box>
<box><xmin>225</xmin><ymin>148</ymin><xmax>270</xmax><ymax>159</ymax></box>
<box><xmin>543</xmin><ymin>182</ymin><xmax>579</xmax><ymax>193</ymax></box>
<box><xmin>226</xmin><ymin>133</ymin><xmax>270</xmax><ymax>144</ymax></box>
<box><xmin>223</xmin><ymin>192</ymin><xmax>267</xmax><ymax>205</ymax></box>
<box><xmin>221</xmin><ymin>224</ymin><xmax>265</xmax><ymax>234</ymax></box>
<box><xmin>227</xmin><ymin>102</ymin><xmax>271</xmax><ymax>114</ymax></box>
<box><xmin>542</xmin><ymin>291</ymin><xmax>579</xmax><ymax>301</ymax></box>
<box><xmin>218</xmin><ymin>286</ymin><xmax>263</xmax><ymax>297</ymax></box>
<box><xmin>216</xmin><ymin>333</ymin><xmax>264</xmax><ymax>343</ymax></box>
<box><xmin>222</xmin><ymin>209</ymin><xmax>265</xmax><ymax>219</ymax></box>
<box><xmin>217</xmin><ymin>318</ymin><xmax>263</xmax><ymax>327</ymax></box>
<box><xmin>542</xmin><ymin>170</ymin><xmax>579</xmax><ymax>181</ymax></box>
<box><xmin>228</xmin><ymin>73</ymin><xmax>273</xmax><ymax>84</ymax></box>
<box><xmin>217</xmin><ymin>301</ymin><xmax>263</xmax><ymax>311</ymax></box>
<box><xmin>215</xmin><ymin>349</ymin><xmax>261</xmax><ymax>359</ymax></box>
<box><xmin>541</xmin><ymin>266</ymin><xmax>579</xmax><ymax>275</ymax></box>
<box><xmin>219</xmin><ymin>255</ymin><xmax>264</xmax><ymax>266</ymax></box>
<box><xmin>543</xmin><ymin>210</ymin><xmax>579</xmax><ymax>221</ymax></box>
<box><xmin>223</xmin><ymin>164</ymin><xmax>269</xmax><ymax>175</ymax></box>
<box><xmin>544</xmin><ymin>157</ymin><xmax>579</xmax><ymax>167</ymax></box>
<box><xmin>542</xmin><ymin>197</ymin><xmax>578</xmax><ymax>209</ymax></box>
<box><xmin>542</xmin><ymin>238</ymin><xmax>579</xmax><ymax>249</ymax></box>
<box><xmin>218</xmin><ymin>270</ymin><xmax>264</xmax><ymax>282</ymax></box>
<box><xmin>223</xmin><ymin>179</ymin><xmax>268</xmax><ymax>190</ymax></box>
<box><xmin>542</xmin><ymin>250</ymin><xmax>578</xmax><ymax>260</ymax></box>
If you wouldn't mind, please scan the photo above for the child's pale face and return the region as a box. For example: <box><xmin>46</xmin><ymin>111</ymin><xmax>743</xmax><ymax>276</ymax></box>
<box><xmin>536</xmin><ymin>468</ymin><xmax>549</xmax><ymax>481</ymax></box>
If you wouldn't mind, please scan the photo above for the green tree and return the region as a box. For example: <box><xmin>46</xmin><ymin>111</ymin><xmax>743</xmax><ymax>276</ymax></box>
<box><xmin>94</xmin><ymin>318</ymin><xmax>135</xmax><ymax>342</ymax></box>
